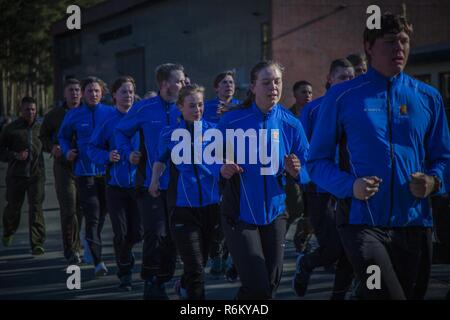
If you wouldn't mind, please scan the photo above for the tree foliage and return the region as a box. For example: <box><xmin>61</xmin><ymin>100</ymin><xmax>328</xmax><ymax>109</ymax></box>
<box><xmin>0</xmin><ymin>0</ymin><xmax>103</xmax><ymax>116</ymax></box>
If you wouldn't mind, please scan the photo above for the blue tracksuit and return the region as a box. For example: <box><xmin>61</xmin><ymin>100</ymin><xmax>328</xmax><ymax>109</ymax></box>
<box><xmin>87</xmin><ymin>108</ymin><xmax>139</xmax><ymax>188</ymax></box>
<box><xmin>203</xmin><ymin>97</ymin><xmax>241</xmax><ymax>123</ymax></box>
<box><xmin>307</xmin><ymin>67</ymin><xmax>450</xmax><ymax>227</ymax></box>
<box><xmin>158</xmin><ymin>119</ymin><xmax>220</xmax><ymax>208</ymax></box>
<box><xmin>299</xmin><ymin>97</ymin><xmax>324</xmax><ymax>142</ymax></box>
<box><xmin>216</xmin><ymin>102</ymin><xmax>310</xmax><ymax>225</ymax></box>
<box><xmin>299</xmin><ymin>96</ymin><xmax>332</xmax><ymax>194</ymax></box>
<box><xmin>58</xmin><ymin>103</ymin><xmax>114</xmax><ymax>176</ymax></box>
<box><xmin>114</xmin><ymin>95</ymin><xmax>179</xmax><ymax>189</ymax></box>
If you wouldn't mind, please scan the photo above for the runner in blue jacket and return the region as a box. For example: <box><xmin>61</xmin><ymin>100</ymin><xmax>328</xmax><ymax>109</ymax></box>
<box><xmin>58</xmin><ymin>76</ymin><xmax>114</xmax><ymax>277</ymax></box>
<box><xmin>294</xmin><ymin>58</ymin><xmax>355</xmax><ymax>299</ymax></box>
<box><xmin>88</xmin><ymin>76</ymin><xmax>141</xmax><ymax>291</ymax></box>
<box><xmin>203</xmin><ymin>70</ymin><xmax>241</xmax><ymax>123</ymax></box>
<box><xmin>307</xmin><ymin>14</ymin><xmax>450</xmax><ymax>299</ymax></box>
<box><xmin>150</xmin><ymin>84</ymin><xmax>220</xmax><ymax>299</ymax></box>
<box><xmin>216</xmin><ymin>61</ymin><xmax>309</xmax><ymax>299</ymax></box>
<box><xmin>114</xmin><ymin>63</ymin><xmax>185</xmax><ymax>299</ymax></box>
<box><xmin>203</xmin><ymin>70</ymin><xmax>241</xmax><ymax>279</ymax></box>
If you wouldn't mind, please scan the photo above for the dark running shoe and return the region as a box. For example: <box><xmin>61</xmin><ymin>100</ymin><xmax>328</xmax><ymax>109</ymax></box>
<box><xmin>2</xmin><ymin>235</ymin><xmax>13</xmax><ymax>247</ymax></box>
<box><xmin>143</xmin><ymin>278</ymin><xmax>169</xmax><ymax>300</ymax></box>
<box><xmin>292</xmin><ymin>254</ymin><xmax>311</xmax><ymax>297</ymax></box>
<box><xmin>32</xmin><ymin>246</ymin><xmax>45</xmax><ymax>256</ymax></box>
<box><xmin>119</xmin><ymin>274</ymin><xmax>132</xmax><ymax>291</ymax></box>
<box><xmin>209</xmin><ymin>256</ymin><xmax>224</xmax><ymax>279</ymax></box>
<box><xmin>225</xmin><ymin>264</ymin><xmax>238</xmax><ymax>283</ymax></box>
<box><xmin>68</xmin><ymin>252</ymin><xmax>82</xmax><ymax>265</ymax></box>
<box><xmin>173</xmin><ymin>279</ymin><xmax>188</xmax><ymax>299</ymax></box>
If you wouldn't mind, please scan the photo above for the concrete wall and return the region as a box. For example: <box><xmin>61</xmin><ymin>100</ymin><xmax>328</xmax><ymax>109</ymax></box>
<box><xmin>54</xmin><ymin>0</ymin><xmax>270</xmax><ymax>101</ymax></box>
<box><xmin>271</xmin><ymin>0</ymin><xmax>450</xmax><ymax>106</ymax></box>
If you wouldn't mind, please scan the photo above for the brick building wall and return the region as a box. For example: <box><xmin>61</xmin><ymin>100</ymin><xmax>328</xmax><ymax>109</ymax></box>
<box><xmin>271</xmin><ymin>0</ymin><xmax>450</xmax><ymax>106</ymax></box>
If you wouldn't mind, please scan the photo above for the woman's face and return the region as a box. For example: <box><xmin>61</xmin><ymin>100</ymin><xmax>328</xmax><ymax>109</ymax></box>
<box><xmin>216</xmin><ymin>75</ymin><xmax>235</xmax><ymax>100</ymax></box>
<box><xmin>180</xmin><ymin>92</ymin><xmax>204</xmax><ymax>122</ymax></box>
<box><xmin>113</xmin><ymin>82</ymin><xmax>135</xmax><ymax>110</ymax></box>
<box><xmin>251</xmin><ymin>66</ymin><xmax>283</xmax><ymax>110</ymax></box>
<box><xmin>83</xmin><ymin>82</ymin><xmax>103</xmax><ymax>106</ymax></box>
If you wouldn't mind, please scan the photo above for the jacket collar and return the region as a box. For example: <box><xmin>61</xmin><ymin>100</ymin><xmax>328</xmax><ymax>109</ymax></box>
<box><xmin>366</xmin><ymin>66</ymin><xmax>404</xmax><ymax>87</ymax></box>
<box><xmin>251</xmin><ymin>102</ymin><xmax>279</xmax><ymax>119</ymax></box>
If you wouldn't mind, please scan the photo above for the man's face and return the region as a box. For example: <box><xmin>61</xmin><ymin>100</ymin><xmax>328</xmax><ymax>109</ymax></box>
<box><xmin>294</xmin><ymin>85</ymin><xmax>313</xmax><ymax>107</ymax></box>
<box><xmin>113</xmin><ymin>81</ymin><xmax>135</xmax><ymax>110</ymax></box>
<box><xmin>216</xmin><ymin>75</ymin><xmax>235</xmax><ymax>101</ymax></box>
<box><xmin>162</xmin><ymin>70</ymin><xmax>186</xmax><ymax>102</ymax></box>
<box><xmin>354</xmin><ymin>62</ymin><xmax>368</xmax><ymax>76</ymax></box>
<box><xmin>328</xmin><ymin>66</ymin><xmax>355</xmax><ymax>87</ymax></box>
<box><xmin>64</xmin><ymin>84</ymin><xmax>81</xmax><ymax>107</ymax></box>
<box><xmin>21</xmin><ymin>103</ymin><xmax>37</xmax><ymax>123</ymax></box>
<box><xmin>365</xmin><ymin>31</ymin><xmax>410</xmax><ymax>77</ymax></box>
<box><xmin>83</xmin><ymin>82</ymin><xmax>103</xmax><ymax>106</ymax></box>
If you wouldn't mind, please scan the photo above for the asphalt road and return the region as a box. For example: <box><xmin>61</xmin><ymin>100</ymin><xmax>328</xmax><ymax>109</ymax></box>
<box><xmin>0</xmin><ymin>155</ymin><xmax>449</xmax><ymax>300</ymax></box>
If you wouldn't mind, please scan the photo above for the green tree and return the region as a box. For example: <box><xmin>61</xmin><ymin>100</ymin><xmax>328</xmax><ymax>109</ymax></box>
<box><xmin>0</xmin><ymin>0</ymin><xmax>103</xmax><ymax>117</ymax></box>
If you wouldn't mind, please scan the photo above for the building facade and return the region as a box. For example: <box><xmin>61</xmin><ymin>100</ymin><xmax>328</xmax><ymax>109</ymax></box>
<box><xmin>52</xmin><ymin>0</ymin><xmax>270</xmax><ymax>102</ymax></box>
<box><xmin>52</xmin><ymin>0</ymin><xmax>450</xmax><ymax>111</ymax></box>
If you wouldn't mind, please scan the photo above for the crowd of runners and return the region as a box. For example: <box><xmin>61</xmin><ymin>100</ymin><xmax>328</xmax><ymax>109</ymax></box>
<box><xmin>1</xmin><ymin>13</ymin><xmax>449</xmax><ymax>300</ymax></box>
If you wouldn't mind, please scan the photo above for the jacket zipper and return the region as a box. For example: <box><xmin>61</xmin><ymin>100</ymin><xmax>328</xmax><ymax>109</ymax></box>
<box><xmin>28</xmin><ymin>124</ymin><xmax>32</xmax><ymax>178</ymax></box>
<box><xmin>189</xmin><ymin>123</ymin><xmax>203</xmax><ymax>206</ymax></box>
<box><xmin>386</xmin><ymin>80</ymin><xmax>395</xmax><ymax>225</ymax></box>
<box><xmin>165</xmin><ymin>103</ymin><xmax>170</xmax><ymax>125</ymax></box>
<box><xmin>263</xmin><ymin>113</ymin><xmax>269</xmax><ymax>222</ymax></box>
<box><xmin>91</xmin><ymin>107</ymin><xmax>96</xmax><ymax>175</ymax></box>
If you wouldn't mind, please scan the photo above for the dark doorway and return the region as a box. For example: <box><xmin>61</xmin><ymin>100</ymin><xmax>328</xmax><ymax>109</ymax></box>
<box><xmin>116</xmin><ymin>48</ymin><xmax>145</xmax><ymax>96</ymax></box>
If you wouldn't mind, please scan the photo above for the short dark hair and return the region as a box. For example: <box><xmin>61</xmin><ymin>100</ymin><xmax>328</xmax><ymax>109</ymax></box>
<box><xmin>292</xmin><ymin>80</ymin><xmax>312</xmax><ymax>93</ymax></box>
<box><xmin>111</xmin><ymin>76</ymin><xmax>136</xmax><ymax>95</ymax></box>
<box><xmin>155</xmin><ymin>63</ymin><xmax>184</xmax><ymax>88</ymax></box>
<box><xmin>63</xmin><ymin>78</ymin><xmax>80</xmax><ymax>89</ymax></box>
<box><xmin>81</xmin><ymin>76</ymin><xmax>107</xmax><ymax>93</ymax></box>
<box><xmin>213</xmin><ymin>70</ymin><xmax>236</xmax><ymax>88</ymax></box>
<box><xmin>326</xmin><ymin>59</ymin><xmax>354</xmax><ymax>89</ymax></box>
<box><xmin>21</xmin><ymin>96</ymin><xmax>37</xmax><ymax>107</ymax></box>
<box><xmin>110</xmin><ymin>76</ymin><xmax>136</xmax><ymax>104</ymax></box>
<box><xmin>329</xmin><ymin>58</ymin><xmax>354</xmax><ymax>75</ymax></box>
<box><xmin>363</xmin><ymin>13</ymin><xmax>413</xmax><ymax>48</ymax></box>
<box><xmin>346</xmin><ymin>53</ymin><xmax>367</xmax><ymax>67</ymax></box>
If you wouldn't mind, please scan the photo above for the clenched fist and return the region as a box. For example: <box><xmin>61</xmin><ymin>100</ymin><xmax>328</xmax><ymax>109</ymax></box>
<box><xmin>353</xmin><ymin>176</ymin><xmax>382</xmax><ymax>201</ymax></box>
<box><xmin>284</xmin><ymin>154</ymin><xmax>301</xmax><ymax>178</ymax></box>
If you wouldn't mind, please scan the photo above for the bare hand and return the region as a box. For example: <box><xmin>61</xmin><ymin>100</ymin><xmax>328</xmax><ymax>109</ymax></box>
<box><xmin>409</xmin><ymin>172</ymin><xmax>437</xmax><ymax>198</ymax></box>
<box><xmin>129</xmin><ymin>151</ymin><xmax>141</xmax><ymax>165</ymax></box>
<box><xmin>16</xmin><ymin>149</ymin><xmax>29</xmax><ymax>161</ymax></box>
<box><xmin>51</xmin><ymin>145</ymin><xmax>62</xmax><ymax>158</ymax></box>
<box><xmin>216</xmin><ymin>102</ymin><xmax>228</xmax><ymax>116</ymax></box>
<box><xmin>353</xmin><ymin>176</ymin><xmax>382</xmax><ymax>200</ymax></box>
<box><xmin>109</xmin><ymin>150</ymin><xmax>121</xmax><ymax>162</ymax></box>
<box><xmin>284</xmin><ymin>154</ymin><xmax>301</xmax><ymax>178</ymax></box>
<box><xmin>148</xmin><ymin>182</ymin><xmax>160</xmax><ymax>198</ymax></box>
<box><xmin>66</xmin><ymin>149</ymin><xmax>78</xmax><ymax>162</ymax></box>
<box><xmin>220</xmin><ymin>162</ymin><xmax>244</xmax><ymax>179</ymax></box>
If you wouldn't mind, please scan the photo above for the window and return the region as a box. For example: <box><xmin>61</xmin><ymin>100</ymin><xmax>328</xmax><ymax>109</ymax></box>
<box><xmin>261</xmin><ymin>22</ymin><xmax>271</xmax><ymax>61</ymax></box>
<box><xmin>414</xmin><ymin>74</ymin><xmax>431</xmax><ymax>84</ymax></box>
<box><xmin>439</xmin><ymin>71</ymin><xmax>450</xmax><ymax>125</ymax></box>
